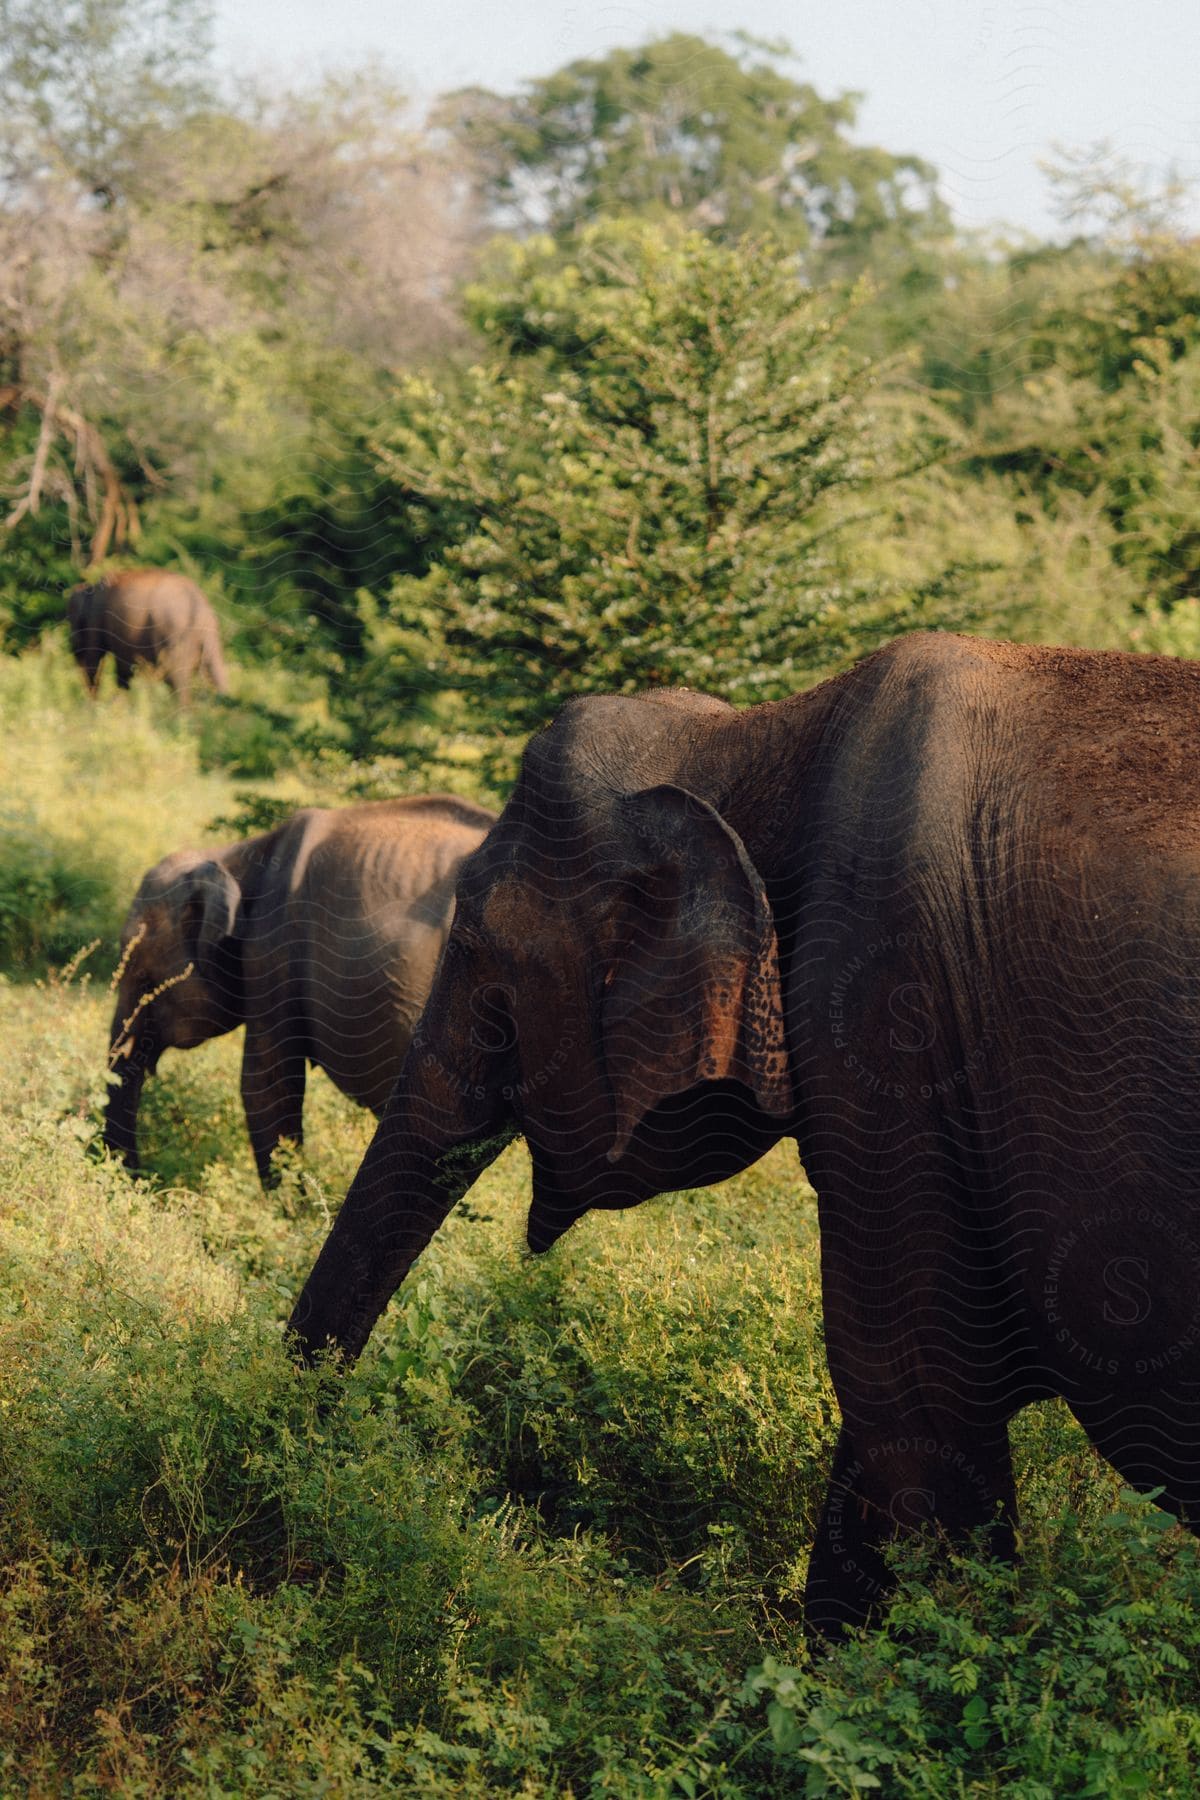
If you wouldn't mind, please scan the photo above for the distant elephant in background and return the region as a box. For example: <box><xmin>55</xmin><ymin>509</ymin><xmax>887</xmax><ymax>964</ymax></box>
<box><xmin>105</xmin><ymin>795</ymin><xmax>496</xmax><ymax>1184</ymax></box>
<box><xmin>67</xmin><ymin>569</ymin><xmax>229</xmax><ymax>702</ymax></box>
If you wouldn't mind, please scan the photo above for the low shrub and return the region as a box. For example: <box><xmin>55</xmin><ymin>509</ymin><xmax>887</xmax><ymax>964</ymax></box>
<box><xmin>0</xmin><ymin>821</ymin><xmax>116</xmax><ymax>968</ymax></box>
<box><xmin>413</xmin><ymin>1148</ymin><xmax>839</xmax><ymax>1592</ymax></box>
<box><xmin>739</xmin><ymin>1487</ymin><xmax>1200</xmax><ymax>1798</ymax></box>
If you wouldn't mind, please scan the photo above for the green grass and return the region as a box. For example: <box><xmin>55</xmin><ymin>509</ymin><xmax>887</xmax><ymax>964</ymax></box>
<box><xmin>3</xmin><ymin>648</ymin><xmax>1200</xmax><ymax>1795</ymax></box>
<box><xmin>0</xmin><ymin>639</ymin><xmax>253</xmax><ymax>976</ymax></box>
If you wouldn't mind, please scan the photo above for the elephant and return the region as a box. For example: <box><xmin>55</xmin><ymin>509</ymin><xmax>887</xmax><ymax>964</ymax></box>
<box><xmin>105</xmin><ymin>794</ymin><xmax>496</xmax><ymax>1185</ymax></box>
<box><xmin>286</xmin><ymin>630</ymin><xmax>1200</xmax><ymax>1640</ymax></box>
<box><xmin>67</xmin><ymin>569</ymin><xmax>229</xmax><ymax>702</ymax></box>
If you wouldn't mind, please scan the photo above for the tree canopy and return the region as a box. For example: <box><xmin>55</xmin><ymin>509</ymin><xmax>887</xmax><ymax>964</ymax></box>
<box><xmin>0</xmin><ymin>0</ymin><xmax>214</xmax><ymax>199</ymax></box>
<box><xmin>445</xmin><ymin>33</ymin><xmax>949</xmax><ymax>268</ymax></box>
<box><xmin>0</xmin><ymin>13</ymin><xmax>473</xmax><ymax>639</ymax></box>
<box><xmin>3</xmin><ymin>5</ymin><xmax>1200</xmax><ymax>752</ymax></box>
<box><xmin>344</xmin><ymin>220</ymin><xmax>957</xmax><ymax>766</ymax></box>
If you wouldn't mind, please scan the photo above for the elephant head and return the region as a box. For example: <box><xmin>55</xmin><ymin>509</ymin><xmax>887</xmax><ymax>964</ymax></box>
<box><xmin>288</xmin><ymin>691</ymin><xmax>795</xmax><ymax>1364</ymax></box>
<box><xmin>105</xmin><ymin>850</ymin><xmax>244</xmax><ymax>1171</ymax></box>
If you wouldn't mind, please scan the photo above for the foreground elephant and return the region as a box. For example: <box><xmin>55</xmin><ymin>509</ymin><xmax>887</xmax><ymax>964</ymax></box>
<box><xmin>288</xmin><ymin>632</ymin><xmax>1200</xmax><ymax>1638</ymax></box>
<box><xmin>106</xmin><ymin>796</ymin><xmax>496</xmax><ymax>1183</ymax></box>
<box><xmin>67</xmin><ymin>569</ymin><xmax>229</xmax><ymax>701</ymax></box>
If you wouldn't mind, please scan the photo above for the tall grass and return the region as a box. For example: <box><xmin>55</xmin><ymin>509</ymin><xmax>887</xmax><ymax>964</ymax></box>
<box><xmin>0</xmin><ymin>640</ymin><xmax>241</xmax><ymax>974</ymax></box>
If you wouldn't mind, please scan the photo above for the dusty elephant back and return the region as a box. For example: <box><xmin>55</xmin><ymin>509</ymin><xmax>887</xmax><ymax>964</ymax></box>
<box><xmin>67</xmin><ymin>568</ymin><xmax>229</xmax><ymax>694</ymax></box>
<box><xmin>98</xmin><ymin>570</ymin><xmax>214</xmax><ymax>656</ymax></box>
<box><xmin>252</xmin><ymin>796</ymin><xmax>496</xmax><ymax>1114</ymax></box>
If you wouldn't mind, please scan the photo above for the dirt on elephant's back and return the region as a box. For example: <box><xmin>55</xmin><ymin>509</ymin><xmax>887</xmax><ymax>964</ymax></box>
<box><xmin>1020</xmin><ymin>646</ymin><xmax>1200</xmax><ymax>852</ymax></box>
<box><xmin>914</xmin><ymin>633</ymin><xmax>1200</xmax><ymax>854</ymax></box>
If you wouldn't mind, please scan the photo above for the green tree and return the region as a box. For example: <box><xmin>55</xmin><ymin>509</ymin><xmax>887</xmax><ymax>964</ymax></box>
<box><xmin>354</xmin><ymin>219</ymin><xmax>955</xmax><ymax>760</ymax></box>
<box><xmin>446</xmin><ymin>33</ymin><xmax>947</xmax><ymax>270</ymax></box>
<box><xmin>0</xmin><ymin>0</ymin><xmax>217</xmax><ymax>630</ymax></box>
<box><xmin>952</xmin><ymin>157</ymin><xmax>1200</xmax><ymax>619</ymax></box>
<box><xmin>0</xmin><ymin>22</ymin><xmax>474</xmax><ymax>645</ymax></box>
<box><xmin>0</xmin><ymin>0</ymin><xmax>214</xmax><ymax>202</ymax></box>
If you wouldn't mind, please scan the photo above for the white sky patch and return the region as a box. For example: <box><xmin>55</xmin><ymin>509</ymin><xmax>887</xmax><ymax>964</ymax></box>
<box><xmin>211</xmin><ymin>0</ymin><xmax>1200</xmax><ymax>239</ymax></box>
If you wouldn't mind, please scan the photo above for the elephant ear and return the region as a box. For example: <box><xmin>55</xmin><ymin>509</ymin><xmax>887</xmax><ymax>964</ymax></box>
<box><xmin>181</xmin><ymin>861</ymin><xmax>242</xmax><ymax>974</ymax></box>
<box><xmin>603</xmin><ymin>784</ymin><xmax>793</xmax><ymax>1162</ymax></box>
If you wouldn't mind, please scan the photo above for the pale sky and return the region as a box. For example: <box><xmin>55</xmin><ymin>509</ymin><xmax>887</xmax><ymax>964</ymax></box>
<box><xmin>213</xmin><ymin>0</ymin><xmax>1200</xmax><ymax>240</ymax></box>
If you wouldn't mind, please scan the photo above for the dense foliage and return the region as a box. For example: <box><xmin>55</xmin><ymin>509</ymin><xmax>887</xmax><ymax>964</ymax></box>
<box><xmin>350</xmin><ymin>221</ymin><xmax>962</xmax><ymax>759</ymax></box>
<box><xmin>5</xmin><ymin>9</ymin><xmax>1200</xmax><ymax>713</ymax></box>
<box><xmin>442</xmin><ymin>32</ymin><xmax>949</xmax><ymax>266</ymax></box>
<box><xmin>0</xmin><ymin>0</ymin><xmax>469</xmax><ymax>645</ymax></box>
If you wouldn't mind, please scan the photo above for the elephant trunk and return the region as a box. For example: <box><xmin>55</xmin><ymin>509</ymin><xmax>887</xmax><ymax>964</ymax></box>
<box><xmin>287</xmin><ymin>954</ymin><xmax>513</xmax><ymax>1367</ymax></box>
<box><xmin>287</xmin><ymin>1085</ymin><xmax>511</xmax><ymax>1367</ymax></box>
<box><xmin>104</xmin><ymin>1035</ymin><xmax>155</xmax><ymax>1171</ymax></box>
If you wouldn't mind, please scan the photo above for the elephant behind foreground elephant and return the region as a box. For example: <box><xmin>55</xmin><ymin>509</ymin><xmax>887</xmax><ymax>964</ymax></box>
<box><xmin>105</xmin><ymin>795</ymin><xmax>496</xmax><ymax>1184</ymax></box>
<box><xmin>288</xmin><ymin>631</ymin><xmax>1200</xmax><ymax>1640</ymax></box>
<box><xmin>67</xmin><ymin>568</ymin><xmax>229</xmax><ymax>702</ymax></box>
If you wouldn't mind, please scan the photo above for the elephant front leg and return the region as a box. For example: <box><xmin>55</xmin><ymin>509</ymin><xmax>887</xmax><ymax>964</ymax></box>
<box><xmin>76</xmin><ymin>649</ymin><xmax>104</xmax><ymax>695</ymax></box>
<box><xmin>241</xmin><ymin>1032</ymin><xmax>306</xmax><ymax>1187</ymax></box>
<box><xmin>804</xmin><ymin>1420</ymin><xmax>1017</xmax><ymax>1642</ymax></box>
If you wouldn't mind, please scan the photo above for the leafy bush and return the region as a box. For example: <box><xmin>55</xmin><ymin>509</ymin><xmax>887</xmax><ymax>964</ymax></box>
<box><xmin>0</xmin><ymin>520</ymin><xmax>79</xmax><ymax>651</ymax></box>
<box><xmin>414</xmin><ymin>1148</ymin><xmax>838</xmax><ymax>1589</ymax></box>
<box><xmin>354</xmin><ymin>220</ymin><xmax>963</xmax><ymax>765</ymax></box>
<box><xmin>741</xmin><ymin>1488</ymin><xmax>1200</xmax><ymax>1798</ymax></box>
<box><xmin>0</xmin><ymin>980</ymin><xmax>765</xmax><ymax>1793</ymax></box>
<box><xmin>0</xmin><ymin>821</ymin><xmax>114</xmax><ymax>968</ymax></box>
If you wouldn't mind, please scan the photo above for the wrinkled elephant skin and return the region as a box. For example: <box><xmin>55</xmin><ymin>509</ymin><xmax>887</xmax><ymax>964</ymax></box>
<box><xmin>289</xmin><ymin>633</ymin><xmax>1200</xmax><ymax>1639</ymax></box>
<box><xmin>106</xmin><ymin>795</ymin><xmax>495</xmax><ymax>1185</ymax></box>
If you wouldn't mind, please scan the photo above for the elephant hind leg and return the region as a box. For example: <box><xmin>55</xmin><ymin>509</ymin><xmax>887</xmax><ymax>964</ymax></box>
<box><xmin>115</xmin><ymin>659</ymin><xmax>135</xmax><ymax>690</ymax></box>
<box><xmin>1068</xmin><ymin>1394</ymin><xmax>1200</xmax><ymax>1530</ymax></box>
<box><xmin>162</xmin><ymin>656</ymin><xmax>194</xmax><ymax>707</ymax></box>
<box><xmin>804</xmin><ymin>1419</ymin><xmax>1017</xmax><ymax>1642</ymax></box>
